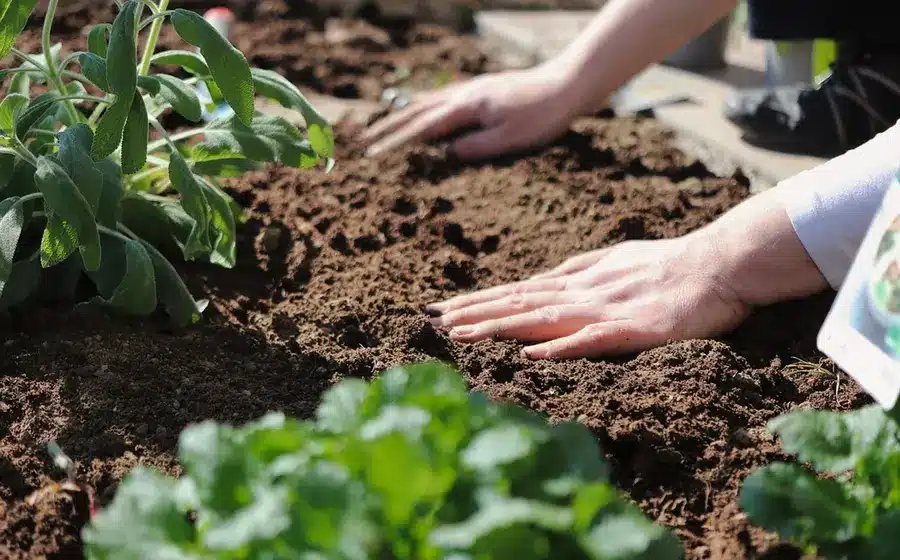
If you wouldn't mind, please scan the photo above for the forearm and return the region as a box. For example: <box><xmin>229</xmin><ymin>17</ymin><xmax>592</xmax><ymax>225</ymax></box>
<box><xmin>549</xmin><ymin>0</ymin><xmax>738</xmax><ymax>117</ymax></box>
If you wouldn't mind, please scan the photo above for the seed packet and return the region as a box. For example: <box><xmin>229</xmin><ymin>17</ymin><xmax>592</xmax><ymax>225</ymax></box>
<box><xmin>818</xmin><ymin>173</ymin><xmax>900</xmax><ymax>410</ymax></box>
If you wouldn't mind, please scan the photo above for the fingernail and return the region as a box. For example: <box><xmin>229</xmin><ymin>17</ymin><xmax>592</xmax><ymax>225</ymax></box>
<box><xmin>522</xmin><ymin>347</ymin><xmax>546</xmax><ymax>360</ymax></box>
<box><xmin>428</xmin><ymin>317</ymin><xmax>447</xmax><ymax>329</ymax></box>
<box><xmin>449</xmin><ymin>326</ymin><xmax>475</xmax><ymax>339</ymax></box>
<box><xmin>424</xmin><ymin>306</ymin><xmax>442</xmax><ymax>318</ymax></box>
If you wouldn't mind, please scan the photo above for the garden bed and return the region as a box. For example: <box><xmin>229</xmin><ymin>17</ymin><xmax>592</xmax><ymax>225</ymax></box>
<box><xmin>0</xmin><ymin>2</ymin><xmax>869</xmax><ymax>559</ymax></box>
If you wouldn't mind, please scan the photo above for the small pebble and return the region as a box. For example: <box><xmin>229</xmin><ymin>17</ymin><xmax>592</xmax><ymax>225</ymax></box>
<box><xmin>155</xmin><ymin>426</ymin><xmax>167</xmax><ymax>437</ymax></box>
<box><xmin>173</xmin><ymin>400</ymin><xmax>180</xmax><ymax>409</ymax></box>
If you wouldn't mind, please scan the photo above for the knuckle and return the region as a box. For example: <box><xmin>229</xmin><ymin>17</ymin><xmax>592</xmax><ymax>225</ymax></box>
<box><xmin>506</xmin><ymin>292</ymin><xmax>528</xmax><ymax>310</ymax></box>
<box><xmin>536</xmin><ymin>305</ymin><xmax>562</xmax><ymax>325</ymax></box>
<box><xmin>582</xmin><ymin>323</ymin><xmax>607</xmax><ymax>342</ymax></box>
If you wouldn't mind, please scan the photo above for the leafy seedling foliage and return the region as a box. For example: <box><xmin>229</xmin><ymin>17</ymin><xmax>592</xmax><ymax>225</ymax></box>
<box><xmin>740</xmin><ymin>405</ymin><xmax>900</xmax><ymax>559</ymax></box>
<box><xmin>0</xmin><ymin>0</ymin><xmax>334</xmax><ymax>325</ymax></box>
<box><xmin>83</xmin><ymin>362</ymin><xmax>682</xmax><ymax>559</ymax></box>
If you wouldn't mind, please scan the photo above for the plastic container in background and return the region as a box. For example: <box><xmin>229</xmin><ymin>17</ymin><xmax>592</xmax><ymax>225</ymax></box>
<box><xmin>663</xmin><ymin>15</ymin><xmax>732</xmax><ymax>70</ymax></box>
<box><xmin>763</xmin><ymin>41</ymin><xmax>814</xmax><ymax>87</ymax></box>
<box><xmin>819</xmin><ymin>173</ymin><xmax>900</xmax><ymax>411</ymax></box>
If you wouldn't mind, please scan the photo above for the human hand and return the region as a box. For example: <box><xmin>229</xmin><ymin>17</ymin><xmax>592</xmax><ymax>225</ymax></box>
<box><xmin>362</xmin><ymin>65</ymin><xmax>578</xmax><ymax>161</ymax></box>
<box><xmin>425</xmin><ymin>234</ymin><xmax>751</xmax><ymax>359</ymax></box>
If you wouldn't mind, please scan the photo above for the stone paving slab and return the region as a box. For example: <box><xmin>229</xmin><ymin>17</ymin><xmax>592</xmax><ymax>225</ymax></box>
<box><xmin>257</xmin><ymin>93</ymin><xmax>382</xmax><ymax>127</ymax></box>
<box><xmin>475</xmin><ymin>10</ymin><xmax>827</xmax><ymax>190</ymax></box>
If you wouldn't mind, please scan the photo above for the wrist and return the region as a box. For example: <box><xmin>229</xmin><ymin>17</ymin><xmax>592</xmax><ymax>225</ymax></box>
<box><xmin>699</xmin><ymin>191</ymin><xmax>829</xmax><ymax>308</ymax></box>
<box><xmin>534</xmin><ymin>58</ymin><xmax>606</xmax><ymax>120</ymax></box>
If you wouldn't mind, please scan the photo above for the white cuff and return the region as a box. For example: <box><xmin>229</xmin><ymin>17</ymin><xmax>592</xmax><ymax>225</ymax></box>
<box><xmin>779</xmin><ymin>122</ymin><xmax>900</xmax><ymax>289</ymax></box>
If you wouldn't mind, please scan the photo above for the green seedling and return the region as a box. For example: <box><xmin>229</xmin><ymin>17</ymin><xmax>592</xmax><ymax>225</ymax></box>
<box><xmin>0</xmin><ymin>0</ymin><xmax>334</xmax><ymax>326</ymax></box>
<box><xmin>83</xmin><ymin>362</ymin><xmax>683</xmax><ymax>559</ymax></box>
<box><xmin>741</xmin><ymin>405</ymin><xmax>900</xmax><ymax>559</ymax></box>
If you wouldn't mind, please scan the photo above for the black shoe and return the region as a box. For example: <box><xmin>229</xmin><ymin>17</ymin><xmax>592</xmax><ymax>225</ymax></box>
<box><xmin>724</xmin><ymin>44</ymin><xmax>900</xmax><ymax>157</ymax></box>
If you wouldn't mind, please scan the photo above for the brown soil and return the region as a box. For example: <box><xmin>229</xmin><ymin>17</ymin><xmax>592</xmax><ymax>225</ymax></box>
<box><xmin>1</xmin><ymin>3</ymin><xmax>870</xmax><ymax>560</ymax></box>
<box><xmin>1</xmin><ymin>114</ymin><xmax>867</xmax><ymax>559</ymax></box>
<box><xmin>11</xmin><ymin>0</ymin><xmax>495</xmax><ymax>101</ymax></box>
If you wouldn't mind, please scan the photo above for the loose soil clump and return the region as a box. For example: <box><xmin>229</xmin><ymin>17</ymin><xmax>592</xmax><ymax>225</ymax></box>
<box><xmin>1</xmin><ymin>4</ymin><xmax>867</xmax><ymax>560</ymax></box>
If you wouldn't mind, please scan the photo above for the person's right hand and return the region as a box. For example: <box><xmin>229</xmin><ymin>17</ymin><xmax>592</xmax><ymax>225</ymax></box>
<box><xmin>362</xmin><ymin>65</ymin><xmax>581</xmax><ymax>161</ymax></box>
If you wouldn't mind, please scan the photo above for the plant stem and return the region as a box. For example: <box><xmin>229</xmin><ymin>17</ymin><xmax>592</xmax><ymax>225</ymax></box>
<box><xmin>139</xmin><ymin>0</ymin><xmax>159</xmax><ymax>14</ymax></box>
<box><xmin>18</xmin><ymin>192</ymin><xmax>43</xmax><ymax>205</ymax></box>
<box><xmin>61</xmin><ymin>71</ymin><xmax>93</xmax><ymax>85</ymax></box>
<box><xmin>56</xmin><ymin>94</ymin><xmax>111</xmax><ymax>105</ymax></box>
<box><xmin>10</xmin><ymin>48</ymin><xmax>49</xmax><ymax>76</ymax></box>
<box><xmin>147</xmin><ymin>126</ymin><xmax>206</xmax><ymax>152</ymax></box>
<box><xmin>128</xmin><ymin>162</ymin><xmax>168</xmax><ymax>185</ymax></box>
<box><xmin>12</xmin><ymin>141</ymin><xmax>38</xmax><ymax>167</ymax></box>
<box><xmin>42</xmin><ymin>0</ymin><xmax>82</xmax><ymax>125</ymax></box>
<box><xmin>138</xmin><ymin>0</ymin><xmax>170</xmax><ymax>76</ymax></box>
<box><xmin>99</xmin><ymin>224</ymin><xmax>135</xmax><ymax>244</ymax></box>
<box><xmin>148</xmin><ymin>116</ymin><xmax>179</xmax><ymax>153</ymax></box>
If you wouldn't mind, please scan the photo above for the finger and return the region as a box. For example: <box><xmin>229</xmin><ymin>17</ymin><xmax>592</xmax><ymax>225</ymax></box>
<box><xmin>361</xmin><ymin>85</ymin><xmax>462</xmax><ymax>143</ymax></box>
<box><xmin>450</xmin><ymin>122</ymin><xmax>524</xmax><ymax>161</ymax></box>
<box><xmin>366</xmin><ymin>101</ymin><xmax>478</xmax><ymax>157</ymax></box>
<box><xmin>522</xmin><ymin>321</ymin><xmax>658</xmax><ymax>360</ymax></box>
<box><xmin>432</xmin><ymin>290</ymin><xmax>587</xmax><ymax>329</ymax></box>
<box><xmin>448</xmin><ymin>303</ymin><xmax>598</xmax><ymax>343</ymax></box>
<box><xmin>426</xmin><ymin>277</ymin><xmax>569</xmax><ymax>317</ymax></box>
<box><xmin>360</xmin><ymin>97</ymin><xmax>442</xmax><ymax>144</ymax></box>
<box><xmin>529</xmin><ymin>249</ymin><xmax>608</xmax><ymax>280</ymax></box>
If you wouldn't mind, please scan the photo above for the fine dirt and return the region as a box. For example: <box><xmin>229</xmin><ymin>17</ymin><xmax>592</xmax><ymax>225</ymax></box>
<box><xmin>11</xmin><ymin>0</ymin><xmax>496</xmax><ymax>101</ymax></box>
<box><xmin>1</xmin><ymin>115</ymin><xmax>867</xmax><ymax>559</ymax></box>
<box><xmin>1</xmin><ymin>3</ymin><xmax>870</xmax><ymax>560</ymax></box>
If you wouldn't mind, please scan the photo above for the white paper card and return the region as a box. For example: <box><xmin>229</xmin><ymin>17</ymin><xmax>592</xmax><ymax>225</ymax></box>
<box><xmin>818</xmin><ymin>174</ymin><xmax>900</xmax><ymax>410</ymax></box>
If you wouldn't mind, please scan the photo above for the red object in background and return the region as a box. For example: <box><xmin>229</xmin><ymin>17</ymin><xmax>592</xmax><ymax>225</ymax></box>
<box><xmin>203</xmin><ymin>7</ymin><xmax>235</xmax><ymax>40</ymax></box>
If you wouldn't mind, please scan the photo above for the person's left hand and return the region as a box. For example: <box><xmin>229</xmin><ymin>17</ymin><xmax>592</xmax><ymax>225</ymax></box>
<box><xmin>425</xmin><ymin>235</ymin><xmax>751</xmax><ymax>359</ymax></box>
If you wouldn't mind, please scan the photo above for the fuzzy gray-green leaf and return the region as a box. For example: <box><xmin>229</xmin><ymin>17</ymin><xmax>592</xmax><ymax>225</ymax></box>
<box><xmin>0</xmin><ymin>0</ymin><xmax>38</xmax><ymax>60</ymax></box>
<box><xmin>95</xmin><ymin>159</ymin><xmax>124</xmax><ymax>228</ymax></box>
<box><xmin>79</xmin><ymin>52</ymin><xmax>110</xmax><ymax>92</ymax></box>
<box><xmin>90</xmin><ymin>234</ymin><xmax>157</xmax><ymax>316</ymax></box>
<box><xmin>15</xmin><ymin>93</ymin><xmax>57</xmax><ymax>140</ymax></box>
<box><xmin>88</xmin><ymin>24</ymin><xmax>110</xmax><ymax>57</ymax></box>
<box><xmin>91</xmin><ymin>93</ymin><xmax>131</xmax><ymax>160</ymax></box>
<box><xmin>251</xmin><ymin>68</ymin><xmax>334</xmax><ymax>158</ymax></box>
<box><xmin>140</xmin><ymin>239</ymin><xmax>207</xmax><ymax>327</ymax></box>
<box><xmin>34</xmin><ymin>156</ymin><xmax>101</xmax><ymax>271</ymax></box>
<box><xmin>199</xmin><ymin>179</ymin><xmax>236</xmax><ymax>268</ymax></box>
<box><xmin>57</xmin><ymin>124</ymin><xmax>105</xmax><ymax>213</ymax></box>
<box><xmin>168</xmin><ymin>152</ymin><xmax>211</xmax><ymax>260</ymax></box>
<box><xmin>0</xmin><ymin>250</ymin><xmax>40</xmax><ymax>309</ymax></box>
<box><xmin>151</xmin><ymin>74</ymin><xmax>203</xmax><ymax>122</ymax></box>
<box><xmin>193</xmin><ymin>113</ymin><xmax>318</xmax><ymax>168</ymax></box>
<box><xmin>106</xmin><ymin>0</ymin><xmax>138</xmax><ymax>98</ymax></box>
<box><xmin>0</xmin><ymin>195</ymin><xmax>28</xmax><ymax>296</ymax></box>
<box><xmin>170</xmin><ymin>9</ymin><xmax>254</xmax><ymax>126</ymax></box>
<box><xmin>150</xmin><ymin>50</ymin><xmax>210</xmax><ymax>76</ymax></box>
<box><xmin>0</xmin><ymin>93</ymin><xmax>27</xmax><ymax>133</ymax></box>
<box><xmin>121</xmin><ymin>93</ymin><xmax>148</xmax><ymax>174</ymax></box>
<box><xmin>40</xmin><ymin>212</ymin><xmax>78</xmax><ymax>268</ymax></box>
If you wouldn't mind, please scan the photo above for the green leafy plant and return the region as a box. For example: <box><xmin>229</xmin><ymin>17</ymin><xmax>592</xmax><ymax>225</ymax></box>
<box><xmin>740</xmin><ymin>405</ymin><xmax>900</xmax><ymax>559</ymax></box>
<box><xmin>0</xmin><ymin>0</ymin><xmax>334</xmax><ymax>325</ymax></box>
<box><xmin>83</xmin><ymin>362</ymin><xmax>682</xmax><ymax>559</ymax></box>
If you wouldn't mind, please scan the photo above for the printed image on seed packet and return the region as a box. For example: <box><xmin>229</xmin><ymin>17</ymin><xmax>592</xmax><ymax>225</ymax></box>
<box><xmin>819</xmin><ymin>174</ymin><xmax>900</xmax><ymax>410</ymax></box>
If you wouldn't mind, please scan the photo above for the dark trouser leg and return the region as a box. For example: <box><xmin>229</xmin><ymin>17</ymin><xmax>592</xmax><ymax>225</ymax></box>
<box><xmin>725</xmin><ymin>0</ymin><xmax>900</xmax><ymax>156</ymax></box>
<box><xmin>747</xmin><ymin>0</ymin><xmax>900</xmax><ymax>45</ymax></box>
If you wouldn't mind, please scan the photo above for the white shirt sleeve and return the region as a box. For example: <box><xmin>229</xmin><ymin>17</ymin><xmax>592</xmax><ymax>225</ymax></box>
<box><xmin>778</xmin><ymin>121</ymin><xmax>900</xmax><ymax>290</ymax></box>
